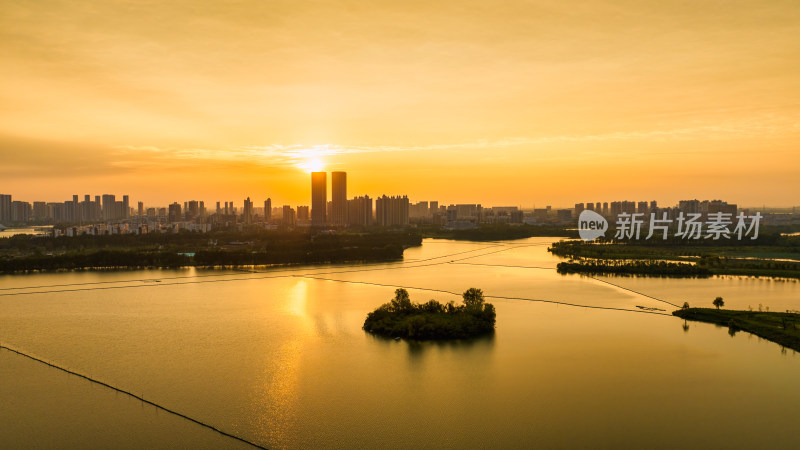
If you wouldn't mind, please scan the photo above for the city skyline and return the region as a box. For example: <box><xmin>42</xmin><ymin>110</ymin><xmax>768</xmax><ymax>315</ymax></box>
<box><xmin>3</xmin><ymin>173</ymin><xmax>793</xmax><ymax>229</ymax></box>
<box><xmin>2</xmin><ymin>1</ymin><xmax>798</xmax><ymax>207</ymax></box>
<box><xmin>1</xmin><ymin>184</ymin><xmax>797</xmax><ymax>218</ymax></box>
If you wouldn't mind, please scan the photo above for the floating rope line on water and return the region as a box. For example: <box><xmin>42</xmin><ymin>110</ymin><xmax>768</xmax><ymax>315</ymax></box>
<box><xmin>0</xmin><ymin>242</ymin><xmax>676</xmax><ymax>311</ymax></box>
<box><xmin>0</xmin><ymin>270</ymin><xmax>260</xmax><ymax>291</ymax></box>
<box><xmin>445</xmin><ymin>243</ymin><xmax>551</xmax><ymax>263</ymax></box>
<box><xmin>295</xmin><ymin>275</ymin><xmax>673</xmax><ymax>316</ymax></box>
<box><xmin>451</xmin><ymin>262</ymin><xmax>558</xmax><ymax>271</ymax></box>
<box><xmin>0</xmin><ymin>244</ymin><xmax>509</xmax><ymax>292</ymax></box>
<box><xmin>0</xmin><ymin>257</ymin><xmax>478</xmax><ymax>297</ymax></box>
<box><xmin>581</xmin><ymin>274</ymin><xmax>680</xmax><ymax>308</ymax></box>
<box><xmin>0</xmin><ymin>344</ymin><xmax>267</xmax><ymax>450</ymax></box>
<box><xmin>449</xmin><ymin>261</ymin><xmax>680</xmax><ymax>308</ymax></box>
<box><xmin>0</xmin><ymin>273</ymin><xmax>293</xmax><ymax>297</ymax></box>
<box><xmin>0</xmin><ymin>244</ymin><xmax>537</xmax><ymax>297</ymax></box>
<box><xmin>0</xmin><ymin>243</ymin><xmax>678</xmax><ymax>313</ymax></box>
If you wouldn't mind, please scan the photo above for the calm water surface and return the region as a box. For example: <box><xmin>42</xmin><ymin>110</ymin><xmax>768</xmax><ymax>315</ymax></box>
<box><xmin>0</xmin><ymin>227</ymin><xmax>51</xmax><ymax>238</ymax></box>
<box><xmin>1</xmin><ymin>237</ymin><xmax>799</xmax><ymax>448</ymax></box>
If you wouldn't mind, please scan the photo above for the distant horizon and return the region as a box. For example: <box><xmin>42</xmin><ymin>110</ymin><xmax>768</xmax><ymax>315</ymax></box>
<box><xmin>2</xmin><ymin>184</ymin><xmax>797</xmax><ymax>211</ymax></box>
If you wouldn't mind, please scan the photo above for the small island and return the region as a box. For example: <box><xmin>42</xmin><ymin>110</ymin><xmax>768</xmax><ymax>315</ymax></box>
<box><xmin>363</xmin><ymin>288</ymin><xmax>496</xmax><ymax>340</ymax></box>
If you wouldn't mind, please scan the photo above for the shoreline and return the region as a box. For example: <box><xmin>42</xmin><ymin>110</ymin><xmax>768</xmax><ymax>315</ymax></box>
<box><xmin>674</xmin><ymin>308</ymin><xmax>800</xmax><ymax>352</ymax></box>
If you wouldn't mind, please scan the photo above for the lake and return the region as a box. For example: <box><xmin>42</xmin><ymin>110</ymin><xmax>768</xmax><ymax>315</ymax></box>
<box><xmin>1</xmin><ymin>237</ymin><xmax>799</xmax><ymax>448</ymax></box>
<box><xmin>0</xmin><ymin>227</ymin><xmax>52</xmax><ymax>239</ymax></box>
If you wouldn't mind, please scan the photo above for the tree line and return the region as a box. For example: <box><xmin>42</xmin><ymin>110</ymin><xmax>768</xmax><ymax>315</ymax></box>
<box><xmin>0</xmin><ymin>230</ymin><xmax>421</xmax><ymax>273</ymax></box>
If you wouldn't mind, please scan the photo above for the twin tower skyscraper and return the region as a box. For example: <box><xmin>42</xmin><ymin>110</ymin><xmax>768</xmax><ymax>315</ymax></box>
<box><xmin>311</xmin><ymin>171</ymin><xmax>347</xmax><ymax>226</ymax></box>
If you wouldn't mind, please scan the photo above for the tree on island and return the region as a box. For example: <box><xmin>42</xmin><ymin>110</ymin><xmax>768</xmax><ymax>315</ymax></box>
<box><xmin>390</xmin><ymin>288</ymin><xmax>412</xmax><ymax>312</ymax></box>
<box><xmin>462</xmin><ymin>288</ymin><xmax>485</xmax><ymax>309</ymax></box>
<box><xmin>713</xmin><ymin>296</ymin><xmax>725</xmax><ymax>309</ymax></box>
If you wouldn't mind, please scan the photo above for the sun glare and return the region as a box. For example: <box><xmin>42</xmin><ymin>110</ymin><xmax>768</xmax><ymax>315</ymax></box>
<box><xmin>299</xmin><ymin>158</ymin><xmax>325</xmax><ymax>173</ymax></box>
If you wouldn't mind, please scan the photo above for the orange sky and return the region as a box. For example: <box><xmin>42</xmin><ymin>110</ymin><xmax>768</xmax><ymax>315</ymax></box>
<box><xmin>1</xmin><ymin>0</ymin><xmax>798</xmax><ymax>208</ymax></box>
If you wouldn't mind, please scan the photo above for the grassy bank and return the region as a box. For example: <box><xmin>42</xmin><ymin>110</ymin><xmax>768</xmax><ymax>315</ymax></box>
<box><xmin>674</xmin><ymin>308</ymin><xmax>800</xmax><ymax>352</ymax></box>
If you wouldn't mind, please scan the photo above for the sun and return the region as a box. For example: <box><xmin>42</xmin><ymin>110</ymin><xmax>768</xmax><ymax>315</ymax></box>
<box><xmin>297</xmin><ymin>157</ymin><xmax>325</xmax><ymax>173</ymax></box>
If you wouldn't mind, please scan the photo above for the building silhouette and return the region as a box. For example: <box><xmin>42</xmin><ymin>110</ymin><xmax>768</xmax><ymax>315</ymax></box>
<box><xmin>297</xmin><ymin>205</ymin><xmax>310</xmax><ymax>221</ymax></box>
<box><xmin>102</xmin><ymin>195</ymin><xmax>113</xmax><ymax>220</ymax></box>
<box><xmin>282</xmin><ymin>205</ymin><xmax>296</xmax><ymax>225</ymax></box>
<box><xmin>123</xmin><ymin>195</ymin><xmax>130</xmax><ymax>219</ymax></box>
<box><xmin>311</xmin><ymin>172</ymin><xmax>327</xmax><ymax>226</ymax></box>
<box><xmin>348</xmin><ymin>195</ymin><xmax>373</xmax><ymax>226</ymax></box>
<box><xmin>0</xmin><ymin>194</ymin><xmax>11</xmax><ymax>223</ymax></box>
<box><xmin>331</xmin><ymin>171</ymin><xmax>347</xmax><ymax>226</ymax></box>
<box><xmin>376</xmin><ymin>195</ymin><xmax>409</xmax><ymax>226</ymax></box>
<box><xmin>243</xmin><ymin>197</ymin><xmax>254</xmax><ymax>224</ymax></box>
<box><xmin>168</xmin><ymin>202</ymin><xmax>181</xmax><ymax>222</ymax></box>
<box><xmin>264</xmin><ymin>198</ymin><xmax>272</xmax><ymax>222</ymax></box>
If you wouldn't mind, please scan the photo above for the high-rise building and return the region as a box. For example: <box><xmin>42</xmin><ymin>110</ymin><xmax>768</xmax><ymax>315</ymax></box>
<box><xmin>168</xmin><ymin>202</ymin><xmax>182</xmax><ymax>222</ymax></box>
<box><xmin>82</xmin><ymin>195</ymin><xmax>94</xmax><ymax>222</ymax></box>
<box><xmin>137</xmin><ymin>201</ymin><xmax>144</xmax><ymax>217</ymax></box>
<box><xmin>102</xmin><ymin>194</ymin><xmax>115</xmax><ymax>221</ymax></box>
<box><xmin>187</xmin><ymin>200</ymin><xmax>200</xmax><ymax>219</ymax></box>
<box><xmin>557</xmin><ymin>209</ymin><xmax>572</xmax><ymax>223</ymax></box>
<box><xmin>264</xmin><ymin>198</ymin><xmax>272</xmax><ymax>222</ymax></box>
<box><xmin>48</xmin><ymin>202</ymin><xmax>65</xmax><ymax>222</ymax></box>
<box><xmin>0</xmin><ymin>194</ymin><xmax>11</xmax><ymax>223</ymax></box>
<box><xmin>678</xmin><ymin>200</ymin><xmax>700</xmax><ymax>215</ymax></box>
<box><xmin>297</xmin><ymin>205</ymin><xmax>310</xmax><ymax>221</ymax></box>
<box><xmin>11</xmin><ymin>201</ymin><xmax>32</xmax><ymax>223</ymax></box>
<box><xmin>69</xmin><ymin>195</ymin><xmax>79</xmax><ymax>222</ymax></box>
<box><xmin>243</xmin><ymin>197</ymin><xmax>254</xmax><ymax>224</ymax></box>
<box><xmin>348</xmin><ymin>196</ymin><xmax>373</xmax><ymax>226</ymax></box>
<box><xmin>311</xmin><ymin>172</ymin><xmax>327</xmax><ymax>226</ymax></box>
<box><xmin>409</xmin><ymin>201</ymin><xmax>430</xmax><ymax>219</ymax></box>
<box><xmin>123</xmin><ymin>195</ymin><xmax>130</xmax><ymax>219</ymax></box>
<box><xmin>282</xmin><ymin>205</ymin><xmax>296</xmax><ymax>225</ymax></box>
<box><xmin>376</xmin><ymin>195</ymin><xmax>409</xmax><ymax>226</ymax></box>
<box><xmin>331</xmin><ymin>171</ymin><xmax>347</xmax><ymax>226</ymax></box>
<box><xmin>33</xmin><ymin>202</ymin><xmax>47</xmax><ymax>221</ymax></box>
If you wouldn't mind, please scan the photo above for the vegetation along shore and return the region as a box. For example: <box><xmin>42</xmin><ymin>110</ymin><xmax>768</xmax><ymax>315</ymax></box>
<box><xmin>550</xmin><ymin>229</ymin><xmax>800</xmax><ymax>279</ymax></box>
<box><xmin>0</xmin><ymin>229</ymin><xmax>422</xmax><ymax>273</ymax></box>
<box><xmin>674</xmin><ymin>299</ymin><xmax>800</xmax><ymax>352</ymax></box>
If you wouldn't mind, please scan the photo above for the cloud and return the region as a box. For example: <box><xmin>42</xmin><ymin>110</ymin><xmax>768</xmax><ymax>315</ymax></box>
<box><xmin>111</xmin><ymin>114</ymin><xmax>800</xmax><ymax>168</ymax></box>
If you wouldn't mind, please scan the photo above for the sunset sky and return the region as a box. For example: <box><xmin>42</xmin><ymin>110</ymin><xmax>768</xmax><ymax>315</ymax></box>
<box><xmin>2</xmin><ymin>0</ymin><xmax>798</xmax><ymax>208</ymax></box>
